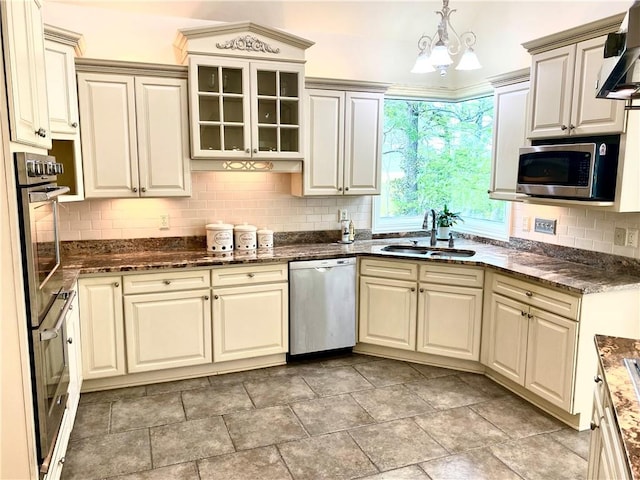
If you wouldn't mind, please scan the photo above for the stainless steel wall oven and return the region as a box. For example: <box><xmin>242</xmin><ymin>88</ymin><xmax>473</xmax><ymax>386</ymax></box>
<box><xmin>14</xmin><ymin>152</ymin><xmax>75</xmax><ymax>475</ymax></box>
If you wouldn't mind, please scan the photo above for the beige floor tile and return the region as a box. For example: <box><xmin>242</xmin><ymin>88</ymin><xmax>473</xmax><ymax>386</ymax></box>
<box><xmin>351</xmin><ymin>384</ymin><xmax>434</xmax><ymax>422</ymax></box>
<box><xmin>302</xmin><ymin>366</ymin><xmax>373</xmax><ymax>396</ymax></box>
<box><xmin>421</xmin><ymin>448</ymin><xmax>520</xmax><ymax>480</ymax></box>
<box><xmin>107</xmin><ymin>462</ymin><xmax>199</xmax><ymax>480</ymax></box>
<box><xmin>182</xmin><ymin>383</ymin><xmax>253</xmax><ymax>419</ymax></box>
<box><xmin>357</xmin><ymin>464</ymin><xmax>430</xmax><ymax>479</ymax></box>
<box><xmin>224</xmin><ymin>405</ymin><xmax>307</xmax><ymax>450</ymax></box>
<box><xmin>197</xmin><ymin>446</ymin><xmax>292</xmax><ymax>480</ymax></box>
<box><xmin>405</xmin><ymin>375</ymin><xmax>494</xmax><ymax>410</ymax></box>
<box><xmin>290</xmin><ymin>393</ymin><xmax>374</xmax><ymax>435</ymax></box>
<box><xmin>244</xmin><ymin>375</ymin><xmax>316</xmax><ymax>407</ymax></box>
<box><xmin>355</xmin><ymin>359</ymin><xmax>426</xmax><ymax>387</ymax></box>
<box><xmin>110</xmin><ymin>392</ymin><xmax>185</xmax><ymax>432</ymax></box>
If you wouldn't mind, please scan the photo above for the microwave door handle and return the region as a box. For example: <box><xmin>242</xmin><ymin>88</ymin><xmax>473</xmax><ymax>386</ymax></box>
<box><xmin>40</xmin><ymin>290</ymin><xmax>76</xmax><ymax>341</ymax></box>
<box><xmin>28</xmin><ymin>186</ymin><xmax>70</xmax><ymax>203</ymax></box>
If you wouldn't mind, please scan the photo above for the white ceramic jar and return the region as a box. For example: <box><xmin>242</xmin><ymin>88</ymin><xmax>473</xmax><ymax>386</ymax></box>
<box><xmin>206</xmin><ymin>221</ymin><xmax>234</xmax><ymax>253</ymax></box>
<box><xmin>234</xmin><ymin>223</ymin><xmax>257</xmax><ymax>250</ymax></box>
<box><xmin>257</xmin><ymin>227</ymin><xmax>274</xmax><ymax>248</ymax></box>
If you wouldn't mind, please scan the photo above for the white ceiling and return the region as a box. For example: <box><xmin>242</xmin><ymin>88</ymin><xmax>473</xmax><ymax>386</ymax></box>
<box><xmin>45</xmin><ymin>1</ymin><xmax>632</xmax><ymax>90</ymax></box>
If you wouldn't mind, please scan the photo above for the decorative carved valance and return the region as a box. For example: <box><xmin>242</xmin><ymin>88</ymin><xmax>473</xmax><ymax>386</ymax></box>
<box><xmin>216</xmin><ymin>35</ymin><xmax>280</xmax><ymax>54</ymax></box>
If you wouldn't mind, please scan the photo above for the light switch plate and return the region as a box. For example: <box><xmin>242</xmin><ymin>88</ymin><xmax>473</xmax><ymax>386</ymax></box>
<box><xmin>534</xmin><ymin>218</ymin><xmax>556</xmax><ymax>235</ymax></box>
<box><xmin>615</xmin><ymin>227</ymin><xmax>626</xmax><ymax>246</ymax></box>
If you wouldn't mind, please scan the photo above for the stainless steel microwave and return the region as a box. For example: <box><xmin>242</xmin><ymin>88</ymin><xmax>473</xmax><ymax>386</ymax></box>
<box><xmin>516</xmin><ymin>135</ymin><xmax>620</xmax><ymax>201</ymax></box>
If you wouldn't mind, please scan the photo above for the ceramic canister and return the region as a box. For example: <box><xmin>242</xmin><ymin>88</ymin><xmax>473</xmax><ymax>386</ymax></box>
<box><xmin>257</xmin><ymin>227</ymin><xmax>274</xmax><ymax>248</ymax></box>
<box><xmin>206</xmin><ymin>221</ymin><xmax>234</xmax><ymax>252</ymax></box>
<box><xmin>234</xmin><ymin>223</ymin><xmax>257</xmax><ymax>250</ymax></box>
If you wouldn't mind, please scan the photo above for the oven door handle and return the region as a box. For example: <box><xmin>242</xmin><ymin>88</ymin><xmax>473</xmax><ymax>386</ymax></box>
<box><xmin>29</xmin><ymin>186</ymin><xmax>70</xmax><ymax>203</ymax></box>
<box><xmin>40</xmin><ymin>290</ymin><xmax>76</xmax><ymax>341</ymax></box>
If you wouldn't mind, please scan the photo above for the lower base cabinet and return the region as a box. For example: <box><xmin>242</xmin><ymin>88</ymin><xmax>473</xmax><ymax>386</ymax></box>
<box><xmin>212</xmin><ymin>281</ymin><xmax>288</xmax><ymax>363</ymax></box>
<box><xmin>124</xmin><ymin>289</ymin><xmax>212</xmax><ymax>373</ymax></box>
<box><xmin>588</xmin><ymin>366</ymin><xmax>630</xmax><ymax>479</ymax></box>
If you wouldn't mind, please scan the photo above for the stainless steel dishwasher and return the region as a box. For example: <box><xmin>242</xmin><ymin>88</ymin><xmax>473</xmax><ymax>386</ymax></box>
<box><xmin>289</xmin><ymin>257</ymin><xmax>356</xmax><ymax>355</ymax></box>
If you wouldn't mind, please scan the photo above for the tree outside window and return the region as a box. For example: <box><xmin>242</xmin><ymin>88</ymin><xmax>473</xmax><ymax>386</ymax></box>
<box><xmin>374</xmin><ymin>96</ymin><xmax>510</xmax><ymax>239</ymax></box>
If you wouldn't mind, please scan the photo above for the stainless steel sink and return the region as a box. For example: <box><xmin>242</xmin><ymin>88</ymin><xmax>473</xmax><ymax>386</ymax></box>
<box><xmin>380</xmin><ymin>245</ymin><xmax>476</xmax><ymax>258</ymax></box>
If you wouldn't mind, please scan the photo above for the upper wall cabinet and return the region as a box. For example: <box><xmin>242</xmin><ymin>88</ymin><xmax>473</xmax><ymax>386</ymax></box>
<box><xmin>1</xmin><ymin>0</ymin><xmax>51</xmax><ymax>150</ymax></box>
<box><xmin>523</xmin><ymin>14</ymin><xmax>626</xmax><ymax>139</ymax></box>
<box><xmin>77</xmin><ymin>61</ymin><xmax>191</xmax><ymax>198</ymax></box>
<box><xmin>292</xmin><ymin>79</ymin><xmax>387</xmax><ymax>196</ymax></box>
<box><xmin>44</xmin><ymin>25</ymin><xmax>85</xmax><ymax>202</ymax></box>
<box><xmin>487</xmin><ymin>70</ymin><xmax>529</xmax><ymax>202</ymax></box>
<box><xmin>174</xmin><ymin>22</ymin><xmax>314</xmax><ymax>163</ymax></box>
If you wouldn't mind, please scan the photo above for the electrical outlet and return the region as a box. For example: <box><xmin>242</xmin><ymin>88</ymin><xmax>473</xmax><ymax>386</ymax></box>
<box><xmin>522</xmin><ymin>216</ymin><xmax>530</xmax><ymax>232</ymax></box>
<box><xmin>614</xmin><ymin>227</ymin><xmax>626</xmax><ymax>246</ymax></box>
<box><xmin>339</xmin><ymin>209</ymin><xmax>348</xmax><ymax>221</ymax></box>
<box><xmin>628</xmin><ymin>228</ymin><xmax>639</xmax><ymax>248</ymax></box>
<box><xmin>159</xmin><ymin>214</ymin><xmax>170</xmax><ymax>230</ymax></box>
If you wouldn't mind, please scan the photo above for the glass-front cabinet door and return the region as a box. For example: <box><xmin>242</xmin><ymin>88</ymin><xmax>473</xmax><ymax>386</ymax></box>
<box><xmin>189</xmin><ymin>56</ymin><xmax>251</xmax><ymax>158</ymax></box>
<box><xmin>250</xmin><ymin>62</ymin><xmax>304</xmax><ymax>159</ymax></box>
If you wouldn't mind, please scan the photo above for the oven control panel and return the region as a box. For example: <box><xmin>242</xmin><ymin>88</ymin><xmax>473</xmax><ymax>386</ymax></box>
<box><xmin>15</xmin><ymin>152</ymin><xmax>63</xmax><ymax>186</ymax></box>
<box><xmin>27</xmin><ymin>159</ymin><xmax>64</xmax><ymax>177</ymax></box>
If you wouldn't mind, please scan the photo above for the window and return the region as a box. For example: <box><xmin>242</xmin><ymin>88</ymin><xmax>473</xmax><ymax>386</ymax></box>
<box><xmin>373</xmin><ymin>96</ymin><xmax>510</xmax><ymax>240</ymax></box>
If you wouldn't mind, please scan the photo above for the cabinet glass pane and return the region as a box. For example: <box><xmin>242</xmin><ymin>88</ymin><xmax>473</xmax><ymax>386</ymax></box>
<box><xmin>224</xmin><ymin>126</ymin><xmax>245</xmax><ymax>151</ymax></box>
<box><xmin>281</xmin><ymin>128</ymin><xmax>299</xmax><ymax>152</ymax></box>
<box><xmin>258</xmin><ymin>127</ymin><xmax>277</xmax><ymax>151</ymax></box>
<box><xmin>199</xmin><ymin>96</ymin><xmax>220</xmax><ymax>121</ymax></box>
<box><xmin>280</xmin><ymin>100</ymin><xmax>298</xmax><ymax>125</ymax></box>
<box><xmin>222</xmin><ymin>97</ymin><xmax>244</xmax><ymax>123</ymax></box>
<box><xmin>257</xmin><ymin>70</ymin><xmax>277</xmax><ymax>96</ymax></box>
<box><xmin>279</xmin><ymin>72</ymin><xmax>298</xmax><ymax>98</ymax></box>
<box><xmin>198</xmin><ymin>66</ymin><xmax>219</xmax><ymax>93</ymax></box>
<box><xmin>221</xmin><ymin>68</ymin><xmax>243</xmax><ymax>94</ymax></box>
<box><xmin>200</xmin><ymin>125</ymin><xmax>222</xmax><ymax>151</ymax></box>
<box><xmin>258</xmin><ymin>99</ymin><xmax>277</xmax><ymax>124</ymax></box>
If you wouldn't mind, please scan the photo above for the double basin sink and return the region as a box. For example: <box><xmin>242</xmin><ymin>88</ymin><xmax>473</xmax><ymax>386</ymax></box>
<box><xmin>381</xmin><ymin>244</ymin><xmax>476</xmax><ymax>258</ymax></box>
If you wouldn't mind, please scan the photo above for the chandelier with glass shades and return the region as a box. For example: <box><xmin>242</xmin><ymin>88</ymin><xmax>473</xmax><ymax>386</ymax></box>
<box><xmin>411</xmin><ymin>0</ymin><xmax>481</xmax><ymax>76</ymax></box>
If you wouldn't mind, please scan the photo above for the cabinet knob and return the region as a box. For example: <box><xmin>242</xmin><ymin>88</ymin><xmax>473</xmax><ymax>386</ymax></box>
<box><xmin>419</xmin><ymin>288</ymin><xmax>424</xmax><ymax>293</ymax></box>
<box><xmin>163</xmin><ymin>280</ymin><xmax>171</xmax><ymax>285</ymax></box>
<box><xmin>560</xmin><ymin>124</ymin><xmax>568</xmax><ymax>131</ymax></box>
<box><xmin>141</xmin><ymin>187</ymin><xmax>147</xmax><ymax>193</ymax></box>
<box><xmin>204</xmin><ymin>295</ymin><xmax>209</xmax><ymax>300</ymax></box>
<box><xmin>411</xmin><ymin>287</ymin><xmax>416</xmax><ymax>292</ymax></box>
<box><xmin>214</xmin><ymin>294</ymin><xmax>219</xmax><ymax>300</ymax></box>
<box><xmin>253</xmin><ymin>148</ymin><xmax>258</xmax><ymax>154</ymax></box>
<box><xmin>132</xmin><ymin>187</ymin><xmax>138</xmax><ymax>193</ymax></box>
<box><xmin>345</xmin><ymin>187</ymin><xmax>349</xmax><ymax>191</ymax></box>
<box><xmin>67</xmin><ymin>337</ymin><xmax>73</xmax><ymax>344</ymax></box>
<box><xmin>338</xmin><ymin>187</ymin><xmax>342</xmax><ymax>192</ymax></box>
<box><xmin>521</xmin><ymin>311</ymin><xmax>527</xmax><ymax>316</ymax></box>
<box><xmin>247</xmin><ymin>273</ymin><xmax>255</xmax><ymax>278</ymax></box>
<box><xmin>71</xmin><ymin>122</ymin><xmax>78</xmax><ymax>128</ymax></box>
<box><xmin>245</xmin><ymin>148</ymin><xmax>250</xmax><ymax>153</ymax></box>
<box><xmin>114</xmin><ymin>282</ymin><xmax>120</xmax><ymax>288</ymax></box>
<box><xmin>594</xmin><ymin>375</ymin><xmax>603</xmax><ymax>384</ymax></box>
<box><xmin>569</xmin><ymin>124</ymin><xmax>575</xmax><ymax>131</ymax></box>
<box><xmin>59</xmin><ymin>457</ymin><xmax>66</xmax><ymax>465</ymax></box>
<box><xmin>34</xmin><ymin>128</ymin><xmax>46</xmax><ymax>137</ymax></box>
<box><xmin>527</xmin><ymin>313</ymin><xmax>533</xmax><ymax>319</ymax></box>
<box><xmin>590</xmin><ymin>421</ymin><xmax>598</xmax><ymax>431</ymax></box>
<box><xmin>487</xmin><ymin>189</ymin><xmax>491</xmax><ymax>194</ymax></box>
<box><xmin>525</xmin><ymin>291</ymin><xmax>533</xmax><ymax>297</ymax></box>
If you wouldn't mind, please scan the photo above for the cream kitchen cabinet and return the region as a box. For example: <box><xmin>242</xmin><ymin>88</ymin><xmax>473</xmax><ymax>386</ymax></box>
<box><xmin>587</xmin><ymin>364</ymin><xmax>631</xmax><ymax>480</ymax></box>
<box><xmin>77</xmin><ymin>65</ymin><xmax>191</xmax><ymax>198</ymax></box>
<box><xmin>78</xmin><ymin>276</ymin><xmax>125</xmax><ymax>380</ymax></box>
<box><xmin>44</xmin><ymin>26</ymin><xmax>85</xmax><ymax>202</ymax></box>
<box><xmin>123</xmin><ymin>270</ymin><xmax>212</xmax><ymax>373</ymax></box>
<box><xmin>525</xmin><ymin>34</ymin><xmax>625</xmax><ymax>139</ymax></box>
<box><xmin>483</xmin><ymin>273</ymin><xmax>579</xmax><ymax>411</ymax></box>
<box><xmin>487</xmin><ymin>70</ymin><xmax>529</xmax><ymax>201</ymax></box>
<box><xmin>212</xmin><ymin>263</ymin><xmax>288</xmax><ymax>362</ymax></box>
<box><xmin>0</xmin><ymin>0</ymin><xmax>51</xmax><ymax>149</ymax></box>
<box><xmin>417</xmin><ymin>265</ymin><xmax>484</xmax><ymax>361</ymax></box>
<box><xmin>292</xmin><ymin>81</ymin><xmax>386</xmax><ymax>196</ymax></box>
<box><xmin>358</xmin><ymin>258</ymin><xmax>483</xmax><ymax>361</ymax></box>
<box><xmin>188</xmin><ymin>56</ymin><xmax>304</xmax><ymax>160</ymax></box>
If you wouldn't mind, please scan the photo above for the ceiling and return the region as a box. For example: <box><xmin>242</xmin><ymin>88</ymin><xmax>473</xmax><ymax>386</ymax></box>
<box><xmin>46</xmin><ymin>1</ymin><xmax>632</xmax><ymax>90</ymax></box>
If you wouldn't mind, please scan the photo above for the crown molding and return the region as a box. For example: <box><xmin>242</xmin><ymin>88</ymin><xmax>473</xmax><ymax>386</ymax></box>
<box><xmin>386</xmin><ymin>80</ymin><xmax>492</xmax><ymax>101</ymax></box>
<box><xmin>487</xmin><ymin>68</ymin><xmax>530</xmax><ymax>88</ymax></box>
<box><xmin>44</xmin><ymin>24</ymin><xmax>85</xmax><ymax>56</ymax></box>
<box><xmin>305</xmin><ymin>77</ymin><xmax>390</xmax><ymax>93</ymax></box>
<box><xmin>75</xmin><ymin>58</ymin><xmax>187</xmax><ymax>78</ymax></box>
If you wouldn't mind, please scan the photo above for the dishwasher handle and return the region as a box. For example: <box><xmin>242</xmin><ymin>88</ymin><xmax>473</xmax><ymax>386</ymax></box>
<box><xmin>289</xmin><ymin>257</ymin><xmax>356</xmax><ymax>271</ymax></box>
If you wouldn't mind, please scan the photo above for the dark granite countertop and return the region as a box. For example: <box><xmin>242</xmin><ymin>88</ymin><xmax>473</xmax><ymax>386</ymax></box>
<box><xmin>61</xmin><ymin>237</ymin><xmax>640</xmax><ymax>295</ymax></box>
<box><xmin>595</xmin><ymin>335</ymin><xmax>640</xmax><ymax>480</ymax></box>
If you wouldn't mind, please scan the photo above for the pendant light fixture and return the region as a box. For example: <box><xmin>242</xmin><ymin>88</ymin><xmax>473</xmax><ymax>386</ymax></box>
<box><xmin>411</xmin><ymin>0</ymin><xmax>481</xmax><ymax>76</ymax></box>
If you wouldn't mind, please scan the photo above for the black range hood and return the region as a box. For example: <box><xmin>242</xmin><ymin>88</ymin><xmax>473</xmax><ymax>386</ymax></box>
<box><xmin>597</xmin><ymin>1</ymin><xmax>640</xmax><ymax>100</ymax></box>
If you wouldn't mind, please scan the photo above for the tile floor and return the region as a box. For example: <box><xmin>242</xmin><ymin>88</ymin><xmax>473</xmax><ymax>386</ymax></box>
<box><xmin>61</xmin><ymin>354</ymin><xmax>591</xmax><ymax>480</ymax></box>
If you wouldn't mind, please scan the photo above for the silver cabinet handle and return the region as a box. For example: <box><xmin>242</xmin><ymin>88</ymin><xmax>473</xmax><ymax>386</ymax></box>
<box><xmin>67</xmin><ymin>337</ymin><xmax>73</xmax><ymax>344</ymax></box>
<box><xmin>214</xmin><ymin>294</ymin><xmax>219</xmax><ymax>299</ymax></box>
<box><xmin>410</xmin><ymin>287</ymin><xmax>416</xmax><ymax>292</ymax></box>
<box><xmin>590</xmin><ymin>421</ymin><xmax>598</xmax><ymax>431</ymax></box>
<box><xmin>163</xmin><ymin>280</ymin><xmax>171</xmax><ymax>285</ymax></box>
<box><xmin>521</xmin><ymin>311</ymin><xmax>527</xmax><ymax>316</ymax></box>
<box><xmin>34</xmin><ymin>128</ymin><xmax>46</xmax><ymax>137</ymax></box>
<box><xmin>527</xmin><ymin>313</ymin><xmax>533</xmax><ymax>319</ymax></box>
<box><xmin>594</xmin><ymin>375</ymin><xmax>603</xmax><ymax>384</ymax></box>
<box><xmin>253</xmin><ymin>148</ymin><xmax>258</xmax><ymax>154</ymax></box>
<box><xmin>245</xmin><ymin>148</ymin><xmax>250</xmax><ymax>153</ymax></box>
<box><xmin>560</xmin><ymin>124</ymin><xmax>568</xmax><ymax>131</ymax></box>
<box><xmin>204</xmin><ymin>295</ymin><xmax>209</xmax><ymax>300</ymax></box>
<box><xmin>525</xmin><ymin>291</ymin><xmax>533</xmax><ymax>297</ymax></box>
<box><xmin>345</xmin><ymin>187</ymin><xmax>349</xmax><ymax>191</ymax></box>
<box><xmin>59</xmin><ymin>457</ymin><xmax>66</xmax><ymax>465</ymax></box>
<box><xmin>247</xmin><ymin>273</ymin><xmax>255</xmax><ymax>278</ymax></box>
<box><xmin>419</xmin><ymin>288</ymin><xmax>424</xmax><ymax>293</ymax></box>
<box><xmin>141</xmin><ymin>187</ymin><xmax>147</xmax><ymax>193</ymax></box>
<box><xmin>337</xmin><ymin>187</ymin><xmax>342</xmax><ymax>192</ymax></box>
<box><xmin>71</xmin><ymin>122</ymin><xmax>78</xmax><ymax>128</ymax></box>
<box><xmin>132</xmin><ymin>187</ymin><xmax>138</xmax><ymax>193</ymax></box>
<box><xmin>114</xmin><ymin>282</ymin><xmax>120</xmax><ymax>288</ymax></box>
<box><xmin>569</xmin><ymin>124</ymin><xmax>575</xmax><ymax>130</ymax></box>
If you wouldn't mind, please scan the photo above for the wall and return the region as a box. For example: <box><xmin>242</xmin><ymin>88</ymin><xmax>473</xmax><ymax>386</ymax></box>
<box><xmin>58</xmin><ymin>172</ymin><xmax>372</xmax><ymax>241</ymax></box>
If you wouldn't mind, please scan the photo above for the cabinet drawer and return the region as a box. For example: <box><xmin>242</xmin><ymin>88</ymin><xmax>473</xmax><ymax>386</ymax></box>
<box><xmin>123</xmin><ymin>269</ymin><xmax>211</xmax><ymax>294</ymax></box>
<box><xmin>419</xmin><ymin>264</ymin><xmax>484</xmax><ymax>288</ymax></box>
<box><xmin>360</xmin><ymin>257</ymin><xmax>418</xmax><ymax>281</ymax></box>
<box><xmin>491</xmin><ymin>273</ymin><xmax>580</xmax><ymax>320</ymax></box>
<box><xmin>212</xmin><ymin>263</ymin><xmax>288</xmax><ymax>287</ymax></box>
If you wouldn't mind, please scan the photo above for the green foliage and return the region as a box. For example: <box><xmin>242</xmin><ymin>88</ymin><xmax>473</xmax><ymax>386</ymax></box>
<box><xmin>380</xmin><ymin>97</ymin><xmax>504</xmax><ymax>224</ymax></box>
<box><xmin>436</xmin><ymin>204</ymin><xmax>463</xmax><ymax>227</ymax></box>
